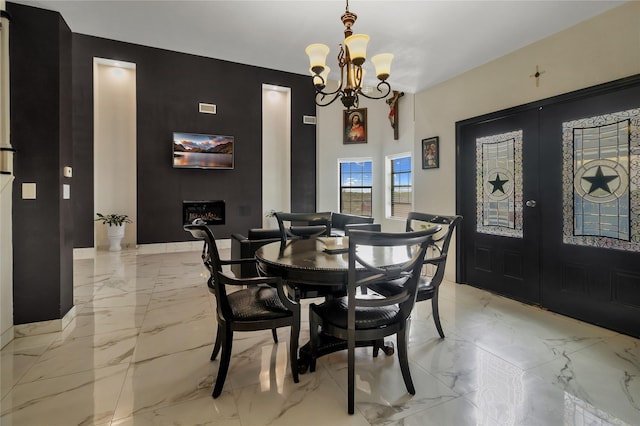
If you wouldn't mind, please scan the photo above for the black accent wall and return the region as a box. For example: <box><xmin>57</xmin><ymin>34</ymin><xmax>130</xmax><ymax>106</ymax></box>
<box><xmin>9</xmin><ymin>3</ymin><xmax>74</xmax><ymax>324</ymax></box>
<box><xmin>72</xmin><ymin>34</ymin><xmax>317</xmax><ymax>247</ymax></box>
<box><xmin>8</xmin><ymin>1</ymin><xmax>316</xmax><ymax>325</ymax></box>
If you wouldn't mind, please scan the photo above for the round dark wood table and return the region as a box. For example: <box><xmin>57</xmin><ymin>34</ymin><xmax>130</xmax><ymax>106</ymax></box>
<box><xmin>255</xmin><ymin>234</ymin><xmax>440</xmax><ymax>372</ymax></box>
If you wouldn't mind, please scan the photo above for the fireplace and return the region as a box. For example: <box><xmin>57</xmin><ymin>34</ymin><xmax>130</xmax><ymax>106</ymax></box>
<box><xmin>182</xmin><ymin>200</ymin><xmax>225</xmax><ymax>225</ymax></box>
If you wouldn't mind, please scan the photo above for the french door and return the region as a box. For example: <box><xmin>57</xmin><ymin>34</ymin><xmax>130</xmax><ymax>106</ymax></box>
<box><xmin>458</xmin><ymin>108</ymin><xmax>541</xmax><ymax>304</ymax></box>
<box><xmin>457</xmin><ymin>76</ymin><xmax>640</xmax><ymax>337</ymax></box>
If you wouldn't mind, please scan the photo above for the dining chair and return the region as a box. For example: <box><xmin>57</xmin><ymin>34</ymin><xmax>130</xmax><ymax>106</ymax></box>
<box><xmin>184</xmin><ymin>223</ymin><xmax>300</xmax><ymax>398</ymax></box>
<box><xmin>345</xmin><ymin>223</ymin><xmax>382</xmax><ymax>295</ymax></box>
<box><xmin>308</xmin><ymin>228</ymin><xmax>434</xmax><ymax>414</ymax></box>
<box><xmin>370</xmin><ymin>212</ymin><xmax>462</xmax><ymax>338</ymax></box>
<box><xmin>272</xmin><ymin>211</ymin><xmax>338</xmax><ymax>300</ymax></box>
<box><xmin>274</xmin><ymin>211</ymin><xmax>332</xmax><ymax>244</ymax></box>
<box><xmin>344</xmin><ymin>222</ymin><xmax>382</xmax><ymax>235</ymax></box>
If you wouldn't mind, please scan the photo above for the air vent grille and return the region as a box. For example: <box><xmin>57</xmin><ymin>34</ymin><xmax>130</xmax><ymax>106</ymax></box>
<box><xmin>199</xmin><ymin>103</ymin><xmax>216</xmax><ymax>114</ymax></box>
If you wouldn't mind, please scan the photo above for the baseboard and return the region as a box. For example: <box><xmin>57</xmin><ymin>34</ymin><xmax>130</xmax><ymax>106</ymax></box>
<box><xmin>135</xmin><ymin>239</ymin><xmax>230</xmax><ymax>254</ymax></box>
<box><xmin>1</xmin><ymin>325</ymin><xmax>13</xmax><ymax>349</ymax></box>
<box><xmin>14</xmin><ymin>318</ymin><xmax>62</xmax><ymax>338</ymax></box>
<box><xmin>13</xmin><ymin>305</ymin><xmax>77</xmax><ymax>339</ymax></box>
<box><xmin>73</xmin><ymin>239</ymin><xmax>230</xmax><ymax>258</ymax></box>
<box><xmin>73</xmin><ymin>247</ymin><xmax>96</xmax><ymax>259</ymax></box>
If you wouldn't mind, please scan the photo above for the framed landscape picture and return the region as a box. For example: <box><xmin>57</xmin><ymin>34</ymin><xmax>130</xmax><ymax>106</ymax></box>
<box><xmin>172</xmin><ymin>132</ymin><xmax>234</xmax><ymax>169</ymax></box>
<box><xmin>422</xmin><ymin>136</ymin><xmax>439</xmax><ymax>169</ymax></box>
<box><xmin>343</xmin><ymin>108</ymin><xmax>367</xmax><ymax>144</ymax></box>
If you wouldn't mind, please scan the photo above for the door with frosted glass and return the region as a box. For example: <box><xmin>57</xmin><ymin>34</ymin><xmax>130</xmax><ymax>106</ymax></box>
<box><xmin>458</xmin><ymin>108</ymin><xmax>541</xmax><ymax>304</ymax></box>
<box><xmin>457</xmin><ymin>76</ymin><xmax>640</xmax><ymax>337</ymax></box>
<box><xmin>538</xmin><ymin>81</ymin><xmax>640</xmax><ymax>337</ymax></box>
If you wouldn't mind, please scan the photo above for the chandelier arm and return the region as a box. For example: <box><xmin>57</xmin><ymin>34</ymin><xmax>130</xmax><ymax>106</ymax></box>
<box><xmin>357</xmin><ymin>81</ymin><xmax>392</xmax><ymax>100</ymax></box>
<box><xmin>310</xmin><ymin>46</ymin><xmax>347</xmax><ymax>97</ymax></box>
<box><xmin>314</xmin><ymin>84</ymin><xmax>343</xmax><ymax>97</ymax></box>
<box><xmin>314</xmin><ymin>91</ymin><xmax>343</xmax><ymax>107</ymax></box>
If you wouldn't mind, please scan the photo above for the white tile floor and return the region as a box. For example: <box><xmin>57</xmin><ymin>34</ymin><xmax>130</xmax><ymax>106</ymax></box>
<box><xmin>1</xmin><ymin>247</ymin><xmax>639</xmax><ymax>425</ymax></box>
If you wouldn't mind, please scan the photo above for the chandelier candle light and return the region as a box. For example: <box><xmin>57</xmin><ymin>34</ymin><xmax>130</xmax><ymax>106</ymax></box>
<box><xmin>305</xmin><ymin>0</ymin><xmax>393</xmax><ymax>110</ymax></box>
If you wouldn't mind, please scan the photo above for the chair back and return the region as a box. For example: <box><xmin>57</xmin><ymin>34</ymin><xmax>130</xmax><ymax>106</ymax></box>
<box><xmin>344</xmin><ymin>222</ymin><xmax>381</xmax><ymax>235</ymax></box>
<box><xmin>405</xmin><ymin>212</ymin><xmax>462</xmax><ymax>296</ymax></box>
<box><xmin>405</xmin><ymin>212</ymin><xmax>461</xmax><ymax>254</ymax></box>
<box><xmin>183</xmin><ymin>223</ymin><xmax>233</xmax><ymax>320</ymax></box>
<box><xmin>274</xmin><ymin>211</ymin><xmax>332</xmax><ymax>243</ymax></box>
<box><xmin>346</xmin><ymin>229</ymin><xmax>434</xmax><ymax>323</ymax></box>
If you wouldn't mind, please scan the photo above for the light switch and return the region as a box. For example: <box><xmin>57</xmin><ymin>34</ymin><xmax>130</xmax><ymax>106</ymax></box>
<box><xmin>63</xmin><ymin>184</ymin><xmax>70</xmax><ymax>199</ymax></box>
<box><xmin>63</xmin><ymin>166</ymin><xmax>72</xmax><ymax>177</ymax></box>
<box><xmin>22</xmin><ymin>183</ymin><xmax>36</xmax><ymax>199</ymax></box>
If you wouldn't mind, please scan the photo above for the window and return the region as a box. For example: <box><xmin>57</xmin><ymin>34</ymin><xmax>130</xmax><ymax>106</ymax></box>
<box><xmin>391</xmin><ymin>155</ymin><xmax>412</xmax><ymax>218</ymax></box>
<box><xmin>340</xmin><ymin>160</ymin><xmax>372</xmax><ymax>216</ymax></box>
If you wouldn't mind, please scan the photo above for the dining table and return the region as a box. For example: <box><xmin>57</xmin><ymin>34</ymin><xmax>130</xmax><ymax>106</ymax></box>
<box><xmin>256</xmin><ymin>236</ymin><xmax>353</xmax><ymax>298</ymax></box>
<box><xmin>255</xmin><ymin>232</ymin><xmax>440</xmax><ymax>372</ymax></box>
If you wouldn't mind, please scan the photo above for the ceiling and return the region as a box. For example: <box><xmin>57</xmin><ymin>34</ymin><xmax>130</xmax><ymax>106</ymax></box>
<box><xmin>10</xmin><ymin>0</ymin><xmax>626</xmax><ymax>93</ymax></box>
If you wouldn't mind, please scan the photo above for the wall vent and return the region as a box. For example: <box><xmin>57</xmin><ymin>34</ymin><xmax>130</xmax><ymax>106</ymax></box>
<box><xmin>199</xmin><ymin>103</ymin><xmax>217</xmax><ymax>114</ymax></box>
<box><xmin>303</xmin><ymin>115</ymin><xmax>317</xmax><ymax>125</ymax></box>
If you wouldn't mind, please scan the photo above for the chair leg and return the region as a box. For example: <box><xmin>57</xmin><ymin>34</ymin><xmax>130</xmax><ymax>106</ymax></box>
<box><xmin>290</xmin><ymin>315</ymin><xmax>300</xmax><ymax>383</ymax></box>
<box><xmin>347</xmin><ymin>331</ymin><xmax>355</xmax><ymax>415</ymax></box>
<box><xmin>432</xmin><ymin>292</ymin><xmax>445</xmax><ymax>338</ymax></box>
<box><xmin>397</xmin><ymin>324</ymin><xmax>415</xmax><ymax>395</ymax></box>
<box><xmin>272</xmin><ymin>328</ymin><xmax>278</xmax><ymax>343</ymax></box>
<box><xmin>309</xmin><ymin>305</ymin><xmax>319</xmax><ymax>373</ymax></box>
<box><xmin>212</xmin><ymin>325</ymin><xmax>233</xmax><ymax>398</ymax></box>
<box><xmin>211</xmin><ymin>323</ymin><xmax>222</xmax><ymax>360</ymax></box>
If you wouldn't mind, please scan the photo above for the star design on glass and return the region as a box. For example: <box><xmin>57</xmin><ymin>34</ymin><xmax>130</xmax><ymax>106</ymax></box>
<box><xmin>488</xmin><ymin>173</ymin><xmax>509</xmax><ymax>194</ymax></box>
<box><xmin>581</xmin><ymin>165</ymin><xmax>618</xmax><ymax>194</ymax></box>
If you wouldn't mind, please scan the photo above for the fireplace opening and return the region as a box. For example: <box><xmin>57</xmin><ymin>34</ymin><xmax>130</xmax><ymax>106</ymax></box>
<box><xmin>183</xmin><ymin>200</ymin><xmax>225</xmax><ymax>225</ymax></box>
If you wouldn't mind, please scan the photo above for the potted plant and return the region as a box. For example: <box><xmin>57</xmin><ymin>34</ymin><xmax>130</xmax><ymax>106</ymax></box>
<box><xmin>264</xmin><ymin>209</ymin><xmax>278</xmax><ymax>228</ymax></box>
<box><xmin>95</xmin><ymin>213</ymin><xmax>132</xmax><ymax>251</ymax></box>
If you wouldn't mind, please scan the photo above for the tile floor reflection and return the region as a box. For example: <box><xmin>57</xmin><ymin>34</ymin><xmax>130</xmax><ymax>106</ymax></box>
<box><xmin>1</xmin><ymin>248</ymin><xmax>639</xmax><ymax>425</ymax></box>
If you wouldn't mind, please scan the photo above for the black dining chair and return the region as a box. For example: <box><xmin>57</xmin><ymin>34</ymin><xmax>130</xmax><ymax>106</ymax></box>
<box><xmin>370</xmin><ymin>212</ymin><xmax>462</xmax><ymax>338</ymax></box>
<box><xmin>344</xmin><ymin>222</ymin><xmax>382</xmax><ymax>235</ymax></box>
<box><xmin>184</xmin><ymin>223</ymin><xmax>300</xmax><ymax>398</ymax></box>
<box><xmin>272</xmin><ymin>211</ymin><xmax>338</xmax><ymax>300</ymax></box>
<box><xmin>308</xmin><ymin>228</ymin><xmax>434</xmax><ymax>414</ymax></box>
<box><xmin>345</xmin><ymin>223</ymin><xmax>382</xmax><ymax>295</ymax></box>
<box><xmin>274</xmin><ymin>211</ymin><xmax>332</xmax><ymax>244</ymax></box>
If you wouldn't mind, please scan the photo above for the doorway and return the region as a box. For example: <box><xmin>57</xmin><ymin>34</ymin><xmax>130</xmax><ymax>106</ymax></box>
<box><xmin>457</xmin><ymin>75</ymin><xmax>640</xmax><ymax>337</ymax></box>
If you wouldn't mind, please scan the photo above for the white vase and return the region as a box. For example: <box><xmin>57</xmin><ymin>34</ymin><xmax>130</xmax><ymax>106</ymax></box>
<box><xmin>107</xmin><ymin>223</ymin><xmax>126</xmax><ymax>251</ymax></box>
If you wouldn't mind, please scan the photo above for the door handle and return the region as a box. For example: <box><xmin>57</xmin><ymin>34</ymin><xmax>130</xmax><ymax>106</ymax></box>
<box><xmin>526</xmin><ymin>200</ymin><xmax>537</xmax><ymax>207</ymax></box>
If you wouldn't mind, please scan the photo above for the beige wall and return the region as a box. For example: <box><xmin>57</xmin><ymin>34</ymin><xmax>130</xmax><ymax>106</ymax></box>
<box><xmin>412</xmin><ymin>1</ymin><xmax>639</xmax><ymax>279</ymax></box>
<box><xmin>316</xmin><ymin>90</ymin><xmax>416</xmax><ymax>232</ymax></box>
<box><xmin>316</xmin><ymin>2</ymin><xmax>640</xmax><ymax>281</ymax></box>
<box><xmin>414</xmin><ymin>1</ymin><xmax>640</xmax><ymax>217</ymax></box>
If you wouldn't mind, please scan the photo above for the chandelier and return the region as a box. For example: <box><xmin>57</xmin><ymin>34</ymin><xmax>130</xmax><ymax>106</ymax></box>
<box><xmin>305</xmin><ymin>0</ymin><xmax>393</xmax><ymax>110</ymax></box>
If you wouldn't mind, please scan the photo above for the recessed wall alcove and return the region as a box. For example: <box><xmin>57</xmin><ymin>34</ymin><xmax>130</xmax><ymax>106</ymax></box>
<box><xmin>93</xmin><ymin>58</ymin><xmax>137</xmax><ymax>250</ymax></box>
<box><xmin>262</xmin><ymin>84</ymin><xmax>291</xmax><ymax>227</ymax></box>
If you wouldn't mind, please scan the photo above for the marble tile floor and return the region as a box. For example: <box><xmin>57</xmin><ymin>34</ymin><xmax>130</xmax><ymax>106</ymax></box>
<box><xmin>1</xmin><ymin>247</ymin><xmax>639</xmax><ymax>425</ymax></box>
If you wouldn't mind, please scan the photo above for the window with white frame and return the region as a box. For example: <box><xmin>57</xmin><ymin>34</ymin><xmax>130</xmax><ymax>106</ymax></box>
<box><xmin>339</xmin><ymin>159</ymin><xmax>373</xmax><ymax>216</ymax></box>
<box><xmin>390</xmin><ymin>155</ymin><xmax>412</xmax><ymax>219</ymax></box>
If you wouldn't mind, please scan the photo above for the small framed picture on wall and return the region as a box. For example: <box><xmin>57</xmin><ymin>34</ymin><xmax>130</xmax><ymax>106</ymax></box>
<box><xmin>422</xmin><ymin>137</ymin><xmax>439</xmax><ymax>169</ymax></box>
<box><xmin>343</xmin><ymin>108</ymin><xmax>367</xmax><ymax>144</ymax></box>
